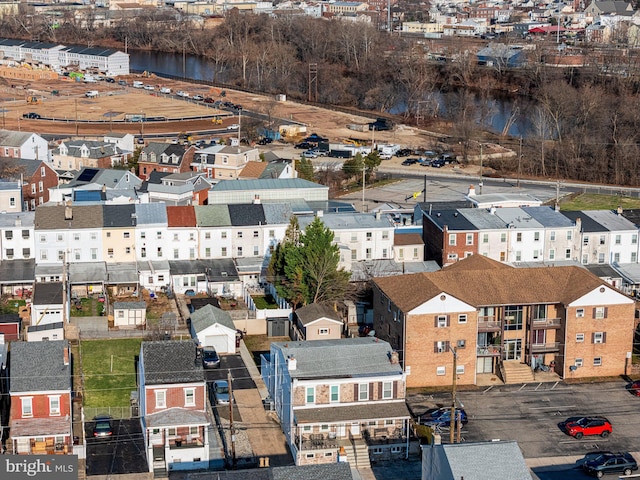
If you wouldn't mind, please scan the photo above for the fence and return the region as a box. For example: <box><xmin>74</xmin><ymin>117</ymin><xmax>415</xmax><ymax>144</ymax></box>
<box><xmin>84</xmin><ymin>406</ymin><xmax>137</xmax><ymax>420</ymax></box>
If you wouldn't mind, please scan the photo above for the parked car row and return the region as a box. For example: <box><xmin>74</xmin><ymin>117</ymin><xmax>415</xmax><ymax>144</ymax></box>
<box><xmin>401</xmin><ymin>152</ymin><xmax>458</xmax><ymax>167</ymax></box>
<box><xmin>580</xmin><ymin>451</ymin><xmax>637</xmax><ymax>478</ymax></box>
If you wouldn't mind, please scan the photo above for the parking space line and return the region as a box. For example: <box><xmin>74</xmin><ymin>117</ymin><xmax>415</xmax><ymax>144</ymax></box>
<box><xmin>534</xmin><ymin>383</ymin><xmax>542</xmax><ymax>391</ymax></box>
<box><xmin>528</xmin><ymin>405</ymin><xmax>576</xmax><ymax>410</ymax></box>
<box><xmin>551</xmin><ymin>381</ymin><xmax>559</xmax><ymax>389</ymax></box>
<box><xmin>483</xmin><ymin>386</ymin><xmax>494</xmax><ymax>394</ymax></box>
<box><xmin>519</xmin><ymin>384</ymin><xmax>528</xmax><ymax>391</ymax></box>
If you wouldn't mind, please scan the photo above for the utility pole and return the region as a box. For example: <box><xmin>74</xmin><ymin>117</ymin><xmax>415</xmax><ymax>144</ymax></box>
<box><xmin>361</xmin><ymin>164</ymin><xmax>366</xmax><ymax>213</ymax></box>
<box><xmin>517</xmin><ymin>136</ymin><xmax>522</xmax><ymax>188</ymax></box>
<box><xmin>449</xmin><ymin>346</ymin><xmax>457</xmax><ymax>445</ymax></box>
<box><xmin>479</xmin><ymin>144</ymin><xmax>484</xmax><ymax>194</ymax></box>
<box><xmin>75</xmin><ymin>99</ymin><xmax>78</xmax><ymax>136</ymax></box>
<box><xmin>423</xmin><ymin>175</ymin><xmax>427</xmax><ymax>204</ymax></box>
<box><xmin>228</xmin><ymin>369</ymin><xmax>236</xmax><ymax>467</ymax></box>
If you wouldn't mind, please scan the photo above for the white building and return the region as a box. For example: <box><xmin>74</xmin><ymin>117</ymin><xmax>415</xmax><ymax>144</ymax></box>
<box><xmin>134</xmin><ymin>203</ymin><xmax>169</xmax><ymax>262</ymax></box>
<box><xmin>0</xmin><ymin>212</ymin><xmax>35</xmax><ymax>261</ymax></box>
<box><xmin>0</xmin><ymin>182</ymin><xmax>23</xmax><ymax>213</ymax></box>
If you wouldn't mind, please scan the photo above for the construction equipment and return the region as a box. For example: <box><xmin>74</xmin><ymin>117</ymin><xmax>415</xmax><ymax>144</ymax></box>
<box><xmin>26</xmin><ymin>96</ymin><xmax>40</xmax><ymax>105</ymax></box>
<box><xmin>343</xmin><ymin>138</ymin><xmax>363</xmax><ymax>147</ymax></box>
<box><xmin>211</xmin><ymin>117</ymin><xmax>222</xmax><ymax>125</ymax></box>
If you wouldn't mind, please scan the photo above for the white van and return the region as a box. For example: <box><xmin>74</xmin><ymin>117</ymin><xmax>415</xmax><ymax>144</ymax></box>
<box><xmin>132</xmin><ymin>81</ymin><xmax>144</xmax><ymax>88</ymax></box>
<box><xmin>160</xmin><ymin>87</ymin><xmax>171</xmax><ymax>94</ymax></box>
<box><xmin>85</xmin><ymin>90</ymin><xmax>99</xmax><ymax>98</ymax></box>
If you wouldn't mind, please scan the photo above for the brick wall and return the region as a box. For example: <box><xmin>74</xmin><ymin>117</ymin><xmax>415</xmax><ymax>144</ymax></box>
<box><xmin>10</xmin><ymin>392</ymin><xmax>71</xmax><ymax>422</ymax></box>
<box><xmin>145</xmin><ymin>384</ymin><xmax>206</xmax><ymax>414</ymax></box>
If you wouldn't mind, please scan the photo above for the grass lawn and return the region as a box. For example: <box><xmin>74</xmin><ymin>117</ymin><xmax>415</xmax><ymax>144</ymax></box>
<box><xmin>81</xmin><ymin>338</ymin><xmax>141</xmax><ymax>409</ymax></box>
<box><xmin>71</xmin><ymin>298</ymin><xmax>105</xmax><ymax>317</ymax></box>
<box><xmin>251</xmin><ymin>295</ymin><xmax>279</xmax><ymax>310</ymax></box>
<box><xmin>560</xmin><ymin>193</ymin><xmax>640</xmax><ymax>211</ymax></box>
<box><xmin>0</xmin><ymin>298</ymin><xmax>26</xmax><ymax>314</ymax></box>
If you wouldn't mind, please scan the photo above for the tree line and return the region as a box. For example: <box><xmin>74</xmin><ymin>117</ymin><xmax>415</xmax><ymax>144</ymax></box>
<box><xmin>3</xmin><ymin>10</ymin><xmax>640</xmax><ymax>185</ymax></box>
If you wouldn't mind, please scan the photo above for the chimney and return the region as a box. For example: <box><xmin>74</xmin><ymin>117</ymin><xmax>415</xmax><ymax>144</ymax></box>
<box><xmin>63</xmin><ymin>346</ymin><xmax>70</xmax><ymax>366</ymax></box>
<box><xmin>195</xmin><ymin>346</ymin><xmax>203</xmax><ymax>366</ymax></box>
<box><xmin>315</xmin><ymin>210</ymin><xmax>323</xmax><ymax>218</ymax></box>
<box><xmin>15</xmin><ymin>216</ymin><xmax>21</xmax><ymax>227</ymax></box>
<box><xmin>375</xmin><ymin>211</ymin><xmax>381</xmax><ymax>221</ymax></box>
<box><xmin>287</xmin><ymin>355</ymin><xmax>297</xmax><ymax>371</ymax></box>
<box><xmin>102</xmin><ymin>184</ymin><xmax>107</xmax><ymax>193</ymax></box>
<box><xmin>390</xmin><ymin>351</ymin><xmax>399</xmax><ymax>364</ymax></box>
<box><xmin>489</xmin><ymin>207</ymin><xmax>496</xmax><ymax>215</ymax></box>
<box><xmin>575</xmin><ymin>217</ymin><xmax>582</xmax><ymax>232</ymax></box>
<box><xmin>467</xmin><ymin>185</ymin><xmax>476</xmax><ymax>197</ymax></box>
<box><xmin>253</xmin><ymin>194</ymin><xmax>261</xmax><ymax>204</ymax></box>
<box><xmin>64</xmin><ymin>201</ymin><xmax>73</xmax><ymax>220</ymax></box>
<box><xmin>617</xmin><ymin>206</ymin><xmax>623</xmax><ymax>216</ymax></box>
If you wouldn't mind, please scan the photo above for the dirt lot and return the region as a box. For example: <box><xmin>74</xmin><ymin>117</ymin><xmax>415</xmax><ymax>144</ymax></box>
<box><xmin>0</xmin><ymin>73</ymin><xmax>445</xmax><ymax>148</ymax></box>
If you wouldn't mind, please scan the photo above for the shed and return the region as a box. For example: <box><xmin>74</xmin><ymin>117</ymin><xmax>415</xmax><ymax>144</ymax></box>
<box><xmin>0</xmin><ymin>313</ymin><xmax>21</xmax><ymax>341</ymax></box>
<box><xmin>293</xmin><ymin>303</ymin><xmax>343</xmax><ymax>341</ymax></box>
<box><xmin>26</xmin><ymin>321</ymin><xmax>64</xmax><ymax>342</ymax></box>
<box><xmin>189</xmin><ymin>304</ymin><xmax>237</xmax><ymax>354</ymax></box>
<box><xmin>113</xmin><ymin>301</ymin><xmax>147</xmax><ymax>328</ymax></box>
<box><xmin>31</xmin><ymin>282</ymin><xmax>64</xmax><ymax>327</ymax></box>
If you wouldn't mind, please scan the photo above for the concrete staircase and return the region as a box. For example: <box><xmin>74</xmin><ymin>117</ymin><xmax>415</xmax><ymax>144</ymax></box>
<box><xmin>343</xmin><ymin>439</ymin><xmax>371</xmax><ymax>469</ymax></box>
<box><xmin>502</xmin><ymin>360</ymin><xmax>535</xmax><ymax>384</ymax></box>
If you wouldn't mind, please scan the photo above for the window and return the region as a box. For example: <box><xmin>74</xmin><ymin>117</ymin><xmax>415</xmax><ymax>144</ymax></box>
<box><xmin>184</xmin><ymin>388</ymin><xmax>195</xmax><ymax>406</ymax></box>
<box><xmin>615</xmin><ymin>234</ymin><xmax>621</xmax><ymax>245</ymax></box>
<box><xmin>504</xmin><ymin>305</ymin><xmax>523</xmax><ymax>330</ymax></box>
<box><xmin>22</xmin><ymin>230</ymin><xmax>29</xmax><ymax>239</ymax></box>
<box><xmin>9</xmin><ymin>197</ymin><xmax>15</xmax><ymax>207</ymax></box>
<box><xmin>382</xmin><ymin>381</ymin><xmax>393</xmax><ymax>399</ymax></box>
<box><xmin>434</xmin><ymin>341</ymin><xmax>450</xmax><ymax>353</ymax></box>
<box><xmin>351</xmin><ymin>249</ymin><xmax>357</xmax><ymax>261</ymax></box>
<box><xmin>57</xmin><ymin>233</ymin><xmax>63</xmax><ymax>242</ymax></box>
<box><xmin>576</xmin><ymin>308</ymin><xmax>584</xmax><ymax>318</ymax></box>
<box><xmin>500</xmin><ymin>233</ymin><xmax>507</xmax><ymax>243</ymax></box>
<box><xmin>330</xmin><ymin>385</ymin><xmax>339</xmax><ymax>403</ymax></box>
<box><xmin>515</xmin><ymin>251</ymin><xmax>522</xmax><ymax>262</ymax></box>
<box><xmin>576</xmin><ymin>333</ymin><xmax>584</xmax><ymax>342</ymax></box>
<box><xmin>366</xmin><ymin>248</ymin><xmax>372</xmax><ymax>259</ymax></box>
<box><xmin>516</xmin><ymin>232</ymin><xmax>522</xmax><ymax>242</ymax></box>
<box><xmin>5</xmin><ymin>249</ymin><xmax>13</xmax><ymax>259</ymax></box>
<box><xmin>237</xmin><ymin>231</ymin><xmax>243</xmax><ymax>238</ymax></box>
<box><xmin>108</xmin><ymin>248</ymin><xmax>114</xmax><ymax>257</ymax></box>
<box><xmin>40</xmin><ymin>250</ymin><xmax>47</xmax><ymax>261</ymax></box>
<box><xmin>598</xmin><ymin>252</ymin><xmax>605</xmax><ymax>264</ymax></box>
<box><xmin>22</xmin><ymin>397</ymin><xmax>32</xmax><ymax>417</ymax></box>
<box><xmin>269</xmin><ymin>230</ymin><xmax>275</xmax><ymax>238</ymax></box>
<box><xmin>205</xmin><ymin>247</ymin><xmax>211</xmax><ymax>258</ymax></box>
<box><xmin>466</xmin><ymin>233</ymin><xmax>473</xmax><ymax>245</ymax></box>
<box><xmin>156</xmin><ymin>231</ymin><xmax>162</xmax><ymax>239</ymax></box>
<box><xmin>38</xmin><ymin>181</ymin><xmax>43</xmax><ymax>192</ymax></box>
<box><xmin>534</xmin><ymin>231</ymin><xmax>540</xmax><ymax>241</ymax></box>
<box><xmin>221</xmin><ymin>247</ymin><xmax>227</xmax><ymax>257</ymax></box>
<box><xmin>447</xmin><ymin>253</ymin><xmax>458</xmax><ymax>261</ymax></box>
<box><xmin>125</xmin><ymin>247</ymin><xmax>131</xmax><ymax>254</ymax></box>
<box><xmin>90</xmin><ymin>249</ymin><xmax>97</xmax><ymax>260</ymax></box>
<box><xmin>253</xmin><ymin>230</ymin><xmax>259</xmax><ymax>238</ymax></box>
<box><xmin>436</xmin><ymin>315</ymin><xmax>448</xmax><ymax>328</ymax></box>
<box><xmin>575</xmin><ymin>358</ymin><xmax>583</xmax><ymax>367</ymax></box>
<box><xmin>533</xmin><ymin>250</ymin><xmax>539</xmax><ymax>260</ymax></box>
<box><xmin>237</xmin><ymin>247</ymin><xmax>243</xmax><ymax>256</ymax></box>
<box><xmin>483</xmin><ymin>233</ymin><xmax>489</xmax><ymax>243</ymax></box>
<box><xmin>157</xmin><ymin>247</ymin><xmax>163</xmax><ymax>257</ymax></box>
<box><xmin>549</xmin><ymin>249</ymin><xmax>555</xmax><ymax>260</ymax></box>
<box><xmin>567</xmin><ymin>231</ymin><xmax>572</xmax><ymax>240</ymax></box>
<box><xmin>221</xmin><ymin>232</ymin><xmax>227</xmax><ymax>239</ymax></box>
<box><xmin>458</xmin><ymin>314</ymin><xmax>467</xmax><ymax>324</ymax></box>
<box><xmin>436</xmin><ymin>366</ymin><xmax>446</xmax><ymax>376</ymax></box>
<box><xmin>124</xmin><ymin>232</ymin><xmax>130</xmax><ymax>239</ymax></box>
<box><xmin>550</xmin><ymin>231</ymin><xmax>556</xmax><ymax>241</ymax></box>
<box><xmin>4</xmin><ymin>231</ymin><xmax>12</xmax><ymax>240</ymax></box>
<box><xmin>583</xmin><ymin>235</ymin><xmax>589</xmax><ymax>246</ymax></box>
<box><xmin>456</xmin><ymin>365</ymin><xmax>465</xmax><ymax>375</ymax></box>
<box><xmin>413</xmin><ymin>248</ymin><xmax>419</xmax><ymax>259</ymax></box>
<box><xmin>173</xmin><ymin>249</ymin><xmax>179</xmax><ymax>259</ymax></box>
<box><xmin>599</xmin><ymin>235</ymin><xmax>606</xmax><ymax>245</ymax></box>
<box><xmin>592</xmin><ymin>332</ymin><xmax>606</xmax><ymax>344</ymax></box>
<box><xmin>614</xmin><ymin>253</ymin><xmax>620</xmax><ymax>263</ymax></box>
<box><xmin>155</xmin><ymin>390</ymin><xmax>166</xmax><ymax>408</ymax></box>
<box><xmin>141</xmin><ymin>247</ymin><xmax>147</xmax><ymax>258</ymax></box>
<box><xmin>22</xmin><ymin>248</ymin><xmax>30</xmax><ymax>258</ymax></box>
<box><xmin>158</xmin><ymin>275</ymin><xmax>164</xmax><ymax>282</ymax></box>
<box><xmin>205</xmin><ymin>232</ymin><xmax>211</xmax><ymax>240</ymax></box>
<box><xmin>594</xmin><ymin>307</ymin><xmax>606</xmax><ymax>319</ymax></box>
<box><xmin>253</xmin><ymin>246</ymin><xmax>259</xmax><ymax>256</ymax></box>
<box><xmin>49</xmin><ymin>396</ymin><xmax>60</xmax><ymax>415</ymax></box>
<box><xmin>633</xmin><ymin>252</ymin><xmax>638</xmax><ymax>263</ymax></box>
<box><xmin>140</xmin><ymin>232</ymin><xmax>146</xmax><ymax>239</ymax></box>
<box><xmin>366</xmin><ymin>232</ymin><xmax>372</xmax><ymax>241</ymax></box>
<box><xmin>358</xmin><ymin>383</ymin><xmax>368</xmax><ymax>401</ymax></box>
<box><xmin>633</xmin><ymin>234</ymin><xmax>638</xmax><ymax>245</ymax></box>
<box><xmin>382</xmin><ymin>231</ymin><xmax>389</xmax><ymax>240</ymax></box>
<box><xmin>31</xmin><ymin>184</ymin><xmax>36</xmax><ymax>195</ymax></box>
<box><xmin>190</xmin><ymin>426</ymin><xmax>198</xmax><ymax>435</ymax></box>
<box><xmin>448</xmin><ymin>234</ymin><xmax>456</xmax><ymax>246</ymax></box>
<box><xmin>90</xmin><ymin>232</ymin><xmax>97</xmax><ymax>241</ymax></box>
<box><xmin>306</xmin><ymin>387</ymin><xmax>315</xmax><ymax>404</ymax></box>
<box><xmin>593</xmin><ymin>357</ymin><xmax>602</xmax><ymax>366</ymax></box>
<box><xmin>318</xmin><ymin>328</ymin><xmax>329</xmax><ymax>336</ymax></box>
<box><xmin>565</xmin><ymin>248</ymin><xmax>571</xmax><ymax>259</ymax></box>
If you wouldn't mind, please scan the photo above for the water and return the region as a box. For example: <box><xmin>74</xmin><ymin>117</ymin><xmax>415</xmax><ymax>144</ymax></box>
<box><xmin>129</xmin><ymin>50</ymin><xmax>533</xmax><ymax>137</ymax></box>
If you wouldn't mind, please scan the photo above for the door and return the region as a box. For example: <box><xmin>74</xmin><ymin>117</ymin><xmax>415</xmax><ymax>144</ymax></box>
<box><xmin>504</xmin><ymin>339</ymin><xmax>522</xmax><ymax>360</ymax></box>
<box><xmin>476</xmin><ymin>356</ymin><xmax>493</xmax><ymax>374</ymax></box>
<box><xmin>337</xmin><ymin>423</ymin><xmax>346</xmax><ymax>438</ymax></box>
<box><xmin>532</xmin><ymin>329</ymin><xmax>545</xmax><ymax>347</ymax></box>
<box><xmin>204</xmin><ymin>335</ymin><xmax>228</xmax><ymax>353</ymax></box>
<box><xmin>350</xmin><ymin>422</ymin><xmax>360</xmax><ymax>437</ymax></box>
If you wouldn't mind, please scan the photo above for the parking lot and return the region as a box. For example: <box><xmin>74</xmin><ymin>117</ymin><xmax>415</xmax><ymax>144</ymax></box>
<box><xmin>85</xmin><ymin>418</ymin><xmax>148</xmax><ymax>476</ymax></box>
<box><xmin>407</xmin><ymin>379</ymin><xmax>640</xmax><ymax>461</ymax></box>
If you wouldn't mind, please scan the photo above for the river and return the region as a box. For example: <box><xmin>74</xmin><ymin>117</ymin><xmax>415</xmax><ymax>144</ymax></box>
<box><xmin>129</xmin><ymin>50</ymin><xmax>534</xmax><ymax>138</ymax></box>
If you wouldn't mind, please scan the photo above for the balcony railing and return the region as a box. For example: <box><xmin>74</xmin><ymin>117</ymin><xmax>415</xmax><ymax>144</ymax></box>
<box><xmin>478</xmin><ymin>317</ymin><xmax>501</xmax><ymax>331</ymax></box>
<box><xmin>477</xmin><ymin>345</ymin><xmax>502</xmax><ymax>356</ymax></box>
<box><xmin>532</xmin><ymin>317</ymin><xmax>562</xmax><ymax>328</ymax></box>
<box><xmin>169</xmin><ymin>438</ymin><xmax>204</xmax><ymax>449</ymax></box>
<box><xmin>530</xmin><ymin>342</ymin><xmax>560</xmax><ymax>353</ymax></box>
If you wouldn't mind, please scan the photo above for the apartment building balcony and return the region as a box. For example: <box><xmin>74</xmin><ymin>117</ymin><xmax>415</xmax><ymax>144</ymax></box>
<box><xmin>477</xmin><ymin>344</ymin><xmax>502</xmax><ymax>356</ymax></box>
<box><xmin>169</xmin><ymin>437</ymin><xmax>204</xmax><ymax>449</ymax></box>
<box><xmin>478</xmin><ymin>316</ymin><xmax>501</xmax><ymax>332</ymax></box>
<box><xmin>532</xmin><ymin>317</ymin><xmax>562</xmax><ymax>329</ymax></box>
<box><xmin>530</xmin><ymin>342</ymin><xmax>560</xmax><ymax>353</ymax></box>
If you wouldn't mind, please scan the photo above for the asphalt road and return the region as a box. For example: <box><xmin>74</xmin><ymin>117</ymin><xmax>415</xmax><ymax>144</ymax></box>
<box><xmin>408</xmin><ymin>380</ymin><xmax>640</xmax><ymax>460</ymax></box>
<box><xmin>85</xmin><ymin>418</ymin><xmax>148</xmax><ymax>476</ymax></box>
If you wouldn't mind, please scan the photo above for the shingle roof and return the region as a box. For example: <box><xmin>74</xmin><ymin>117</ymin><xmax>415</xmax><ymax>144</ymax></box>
<box><xmin>33</xmin><ymin>281</ymin><xmax>63</xmax><ymax>305</ymax></box>
<box><xmin>228</xmin><ymin>204</ymin><xmax>266</xmax><ymax>226</ymax></box>
<box><xmin>295</xmin><ymin>303</ymin><xmax>341</xmax><ymax>326</ymax></box>
<box><xmin>374</xmin><ymin>256</ymin><xmax>608</xmax><ymax>312</ymax></box>
<box><xmin>0</xmin><ymin>259</ymin><xmax>35</xmax><ymax>283</ymax></box>
<box><xmin>211</xmin><ymin>178</ymin><xmax>325</xmax><ymax>192</ymax></box>
<box><xmin>103</xmin><ymin>204</ymin><xmax>136</xmax><ymax>227</ymax></box>
<box><xmin>298</xmin><ymin>212</ymin><xmax>394</xmax><ymax>230</ymax></box>
<box><xmin>295</xmin><ymin>402</ymin><xmax>410</xmax><ymax>423</ymax></box>
<box><xmin>57</xmin><ymin>140</ymin><xmax>118</xmax><ymax>159</ymax></box>
<box><xmin>2</xmin><ymin>158</ymin><xmax>46</xmax><ymax>177</ymax></box>
<box><xmin>425</xmin><ymin>210</ymin><xmax>478</xmax><ymax>232</ymax></box>
<box><xmin>521</xmin><ymin>206</ymin><xmax>575</xmax><ymax>227</ymax></box>
<box><xmin>113</xmin><ymin>301</ymin><xmax>146</xmax><ymax>310</ymax></box>
<box><xmin>142</xmin><ymin>340</ymin><xmax>204</xmax><ymax>385</ymax></box>
<box><xmin>194</xmin><ymin>205</ymin><xmax>231</xmax><ymax>227</ymax></box>
<box><xmin>562</xmin><ymin>211</ymin><xmax>606</xmax><ymax>233</ymax></box>
<box><xmin>239</xmin><ymin>161</ymin><xmax>267</xmax><ymax>179</ymax></box>
<box><xmin>134</xmin><ymin>203</ymin><xmax>167</xmax><ymax>225</ymax></box>
<box><xmin>10</xmin><ymin>340</ymin><xmax>71</xmax><ymax>392</ymax></box>
<box><xmin>35</xmin><ymin>205</ymin><xmax>104</xmax><ymax>230</ymax></box>
<box><xmin>583</xmin><ymin>210</ymin><xmax>638</xmax><ymax>232</ymax></box>
<box><xmin>190</xmin><ymin>304</ymin><xmax>235</xmax><ymax>333</ymax></box>
<box><xmin>271</xmin><ymin>337</ymin><xmax>402</xmax><ymax>379</ymax></box>
<box><xmin>166</xmin><ymin>206</ymin><xmax>196</xmax><ymax>227</ymax></box>
<box><xmin>0</xmin><ymin>130</ymin><xmax>34</xmax><ymax>147</ymax></box>
<box><xmin>262</xmin><ymin>204</ymin><xmax>294</xmax><ymax>224</ymax></box>
<box><xmin>272</xmin><ymin>463</ymin><xmax>354</xmax><ymax>480</ymax></box>
<box><xmin>441</xmin><ymin>441</ymin><xmax>532</xmax><ymax>480</ymax></box>
<box><xmin>146</xmin><ymin>407</ymin><xmax>209</xmax><ymax>428</ymax></box>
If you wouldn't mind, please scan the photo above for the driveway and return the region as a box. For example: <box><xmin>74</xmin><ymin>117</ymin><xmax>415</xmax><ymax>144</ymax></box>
<box><xmin>407</xmin><ymin>380</ymin><xmax>640</xmax><ymax>459</ymax></box>
<box><xmin>204</xmin><ymin>354</ymin><xmax>255</xmax><ymax>390</ymax></box>
<box><xmin>85</xmin><ymin>418</ymin><xmax>148</xmax><ymax>476</ymax></box>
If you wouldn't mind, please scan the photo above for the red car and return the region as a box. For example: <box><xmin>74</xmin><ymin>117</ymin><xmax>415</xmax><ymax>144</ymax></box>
<box><xmin>563</xmin><ymin>416</ymin><xmax>612</xmax><ymax>439</ymax></box>
<box><xmin>630</xmin><ymin>380</ymin><xmax>640</xmax><ymax>396</ymax></box>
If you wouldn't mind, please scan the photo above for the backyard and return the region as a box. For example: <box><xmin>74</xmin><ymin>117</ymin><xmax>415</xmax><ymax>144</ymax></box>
<box><xmin>81</xmin><ymin>338</ymin><xmax>141</xmax><ymax>418</ymax></box>
<box><xmin>70</xmin><ymin>297</ymin><xmax>105</xmax><ymax>317</ymax></box>
<box><xmin>560</xmin><ymin>193</ymin><xmax>640</xmax><ymax>211</ymax></box>
<box><xmin>0</xmin><ymin>297</ymin><xmax>26</xmax><ymax>314</ymax></box>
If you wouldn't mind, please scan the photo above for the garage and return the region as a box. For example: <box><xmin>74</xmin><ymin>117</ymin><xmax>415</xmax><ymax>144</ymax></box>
<box><xmin>204</xmin><ymin>335</ymin><xmax>228</xmax><ymax>353</ymax></box>
<box><xmin>189</xmin><ymin>304</ymin><xmax>237</xmax><ymax>354</ymax></box>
